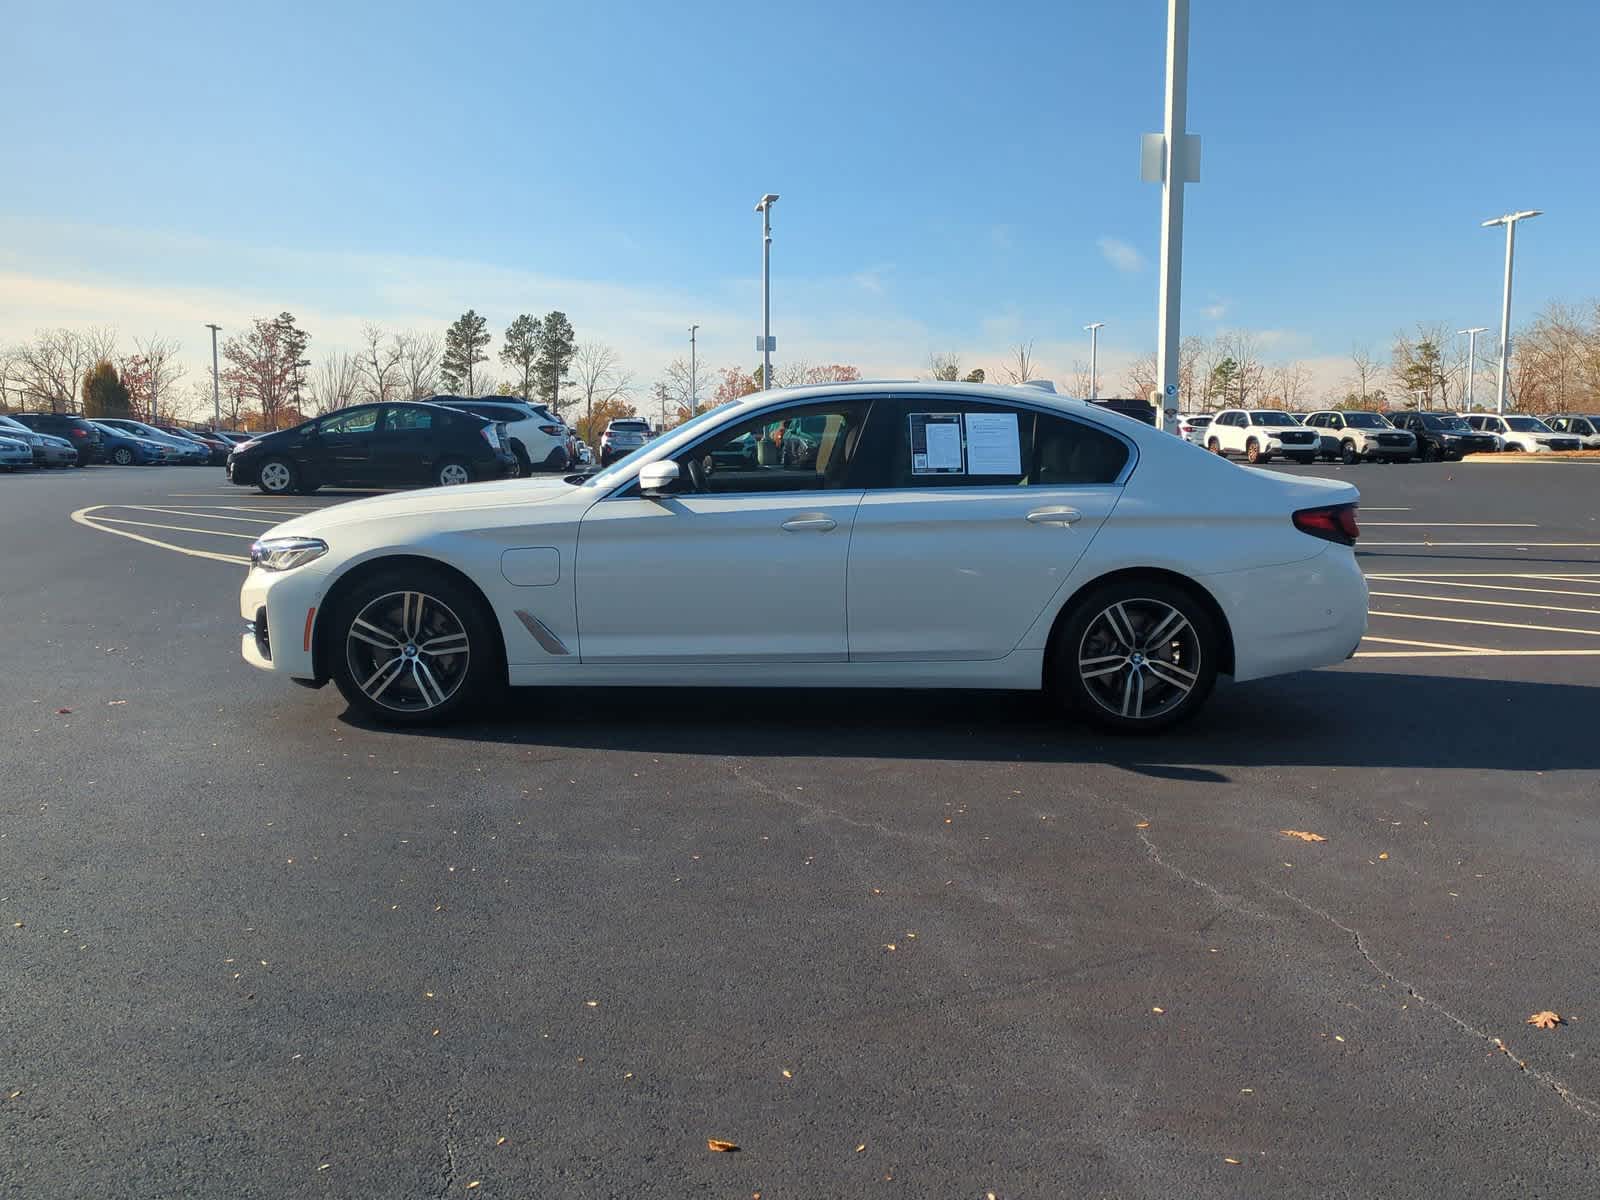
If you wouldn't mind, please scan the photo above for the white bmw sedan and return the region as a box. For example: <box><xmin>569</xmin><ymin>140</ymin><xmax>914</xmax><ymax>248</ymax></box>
<box><xmin>240</xmin><ymin>382</ymin><xmax>1367</xmax><ymax>733</ymax></box>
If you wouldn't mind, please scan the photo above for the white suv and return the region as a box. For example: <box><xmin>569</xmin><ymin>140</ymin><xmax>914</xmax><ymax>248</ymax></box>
<box><xmin>1302</xmin><ymin>410</ymin><xmax>1417</xmax><ymax>464</ymax></box>
<box><xmin>441</xmin><ymin>397</ymin><xmax>571</xmax><ymax>474</ymax></box>
<box><xmin>1546</xmin><ymin>415</ymin><xmax>1600</xmax><ymax>449</ymax></box>
<box><xmin>1205</xmin><ymin>409</ymin><xmax>1320</xmax><ymax>464</ymax></box>
<box><xmin>1463</xmin><ymin>413</ymin><xmax>1582</xmax><ymax>453</ymax></box>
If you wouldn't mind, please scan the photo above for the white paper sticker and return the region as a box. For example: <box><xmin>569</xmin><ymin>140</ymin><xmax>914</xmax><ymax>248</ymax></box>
<box><xmin>964</xmin><ymin>411</ymin><xmax>1021</xmax><ymax>475</ymax></box>
<box><xmin>924</xmin><ymin>420</ymin><xmax>963</xmax><ymax>470</ymax></box>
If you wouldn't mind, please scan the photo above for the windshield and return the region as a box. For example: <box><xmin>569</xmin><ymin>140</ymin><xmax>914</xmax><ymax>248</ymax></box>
<box><xmin>1425</xmin><ymin>416</ymin><xmax>1470</xmax><ymax>431</ymax></box>
<box><xmin>1506</xmin><ymin>416</ymin><xmax>1553</xmax><ymax>432</ymax></box>
<box><xmin>1343</xmin><ymin>413</ymin><xmax>1387</xmax><ymax>429</ymax></box>
<box><xmin>1250</xmin><ymin>411</ymin><xmax>1296</xmax><ymax>426</ymax></box>
<box><xmin>583</xmin><ymin>405</ymin><xmax>730</xmax><ymax>488</ymax></box>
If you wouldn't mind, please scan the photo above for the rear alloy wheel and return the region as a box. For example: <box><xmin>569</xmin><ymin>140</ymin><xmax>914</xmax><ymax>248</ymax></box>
<box><xmin>331</xmin><ymin>571</ymin><xmax>500</xmax><ymax>725</ymax></box>
<box><xmin>258</xmin><ymin>457</ymin><xmax>297</xmax><ymax>494</ymax></box>
<box><xmin>1053</xmin><ymin>581</ymin><xmax>1219</xmax><ymax>734</ymax></box>
<box><xmin>112</xmin><ymin>447</ymin><xmax>134</xmax><ymax>466</ymax></box>
<box><xmin>436</xmin><ymin>459</ymin><xmax>472</xmax><ymax>487</ymax></box>
<box><xmin>1245</xmin><ymin>438</ymin><xmax>1265</xmax><ymax>464</ymax></box>
<box><xmin>1340</xmin><ymin>440</ymin><xmax>1360</xmax><ymax>465</ymax></box>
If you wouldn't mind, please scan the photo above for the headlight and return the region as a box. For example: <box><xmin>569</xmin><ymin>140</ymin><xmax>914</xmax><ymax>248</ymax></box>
<box><xmin>234</xmin><ymin>439</ymin><xmax>259</xmax><ymax>453</ymax></box>
<box><xmin>250</xmin><ymin>536</ymin><xmax>328</xmax><ymax>572</ymax></box>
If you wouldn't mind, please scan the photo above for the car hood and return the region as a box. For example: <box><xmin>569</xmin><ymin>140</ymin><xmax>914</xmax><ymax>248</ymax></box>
<box><xmin>265</xmin><ymin>476</ymin><xmax>585</xmax><ymax>537</ymax></box>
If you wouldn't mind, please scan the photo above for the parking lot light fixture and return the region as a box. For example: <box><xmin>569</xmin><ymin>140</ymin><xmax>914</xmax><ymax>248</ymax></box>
<box><xmin>1481</xmin><ymin>210</ymin><xmax>1542</xmax><ymax>416</ymax></box>
<box><xmin>1458</xmin><ymin>326</ymin><xmax>1488</xmax><ymax>412</ymax></box>
<box><xmin>1084</xmin><ymin>323</ymin><xmax>1105</xmax><ymax>400</ymax></box>
<box><xmin>755</xmin><ymin>194</ymin><xmax>779</xmax><ymax>389</ymax></box>
<box><xmin>689</xmin><ymin>324</ymin><xmax>700</xmax><ymax>418</ymax></box>
<box><xmin>206</xmin><ymin>323</ymin><xmax>222</xmax><ymax>425</ymax></box>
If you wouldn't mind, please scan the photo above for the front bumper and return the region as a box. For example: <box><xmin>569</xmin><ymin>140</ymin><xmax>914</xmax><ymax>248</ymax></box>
<box><xmin>240</xmin><ymin>563</ymin><xmax>331</xmax><ymax>680</ymax></box>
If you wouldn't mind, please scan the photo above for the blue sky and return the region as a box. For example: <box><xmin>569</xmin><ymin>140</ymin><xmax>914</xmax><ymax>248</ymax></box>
<box><xmin>3</xmin><ymin>0</ymin><xmax>1597</xmax><ymax>399</ymax></box>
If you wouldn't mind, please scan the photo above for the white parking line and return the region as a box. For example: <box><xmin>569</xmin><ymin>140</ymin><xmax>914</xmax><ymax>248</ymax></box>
<box><xmin>1368</xmin><ymin>610</ymin><xmax>1600</xmax><ymax>637</ymax></box>
<box><xmin>1362</xmin><ymin>634</ymin><xmax>1510</xmax><ymax>652</ymax></box>
<box><xmin>71</xmin><ymin>506</ymin><xmax>247</xmax><ymax>565</ymax></box>
<box><xmin>1368</xmin><ymin>590</ymin><xmax>1600</xmax><ymax>617</ymax></box>
<box><xmin>165</xmin><ymin>501</ymin><xmax>319</xmax><ymax>516</ymax></box>
<box><xmin>1365</xmin><ymin>571</ymin><xmax>1600</xmax><ymax>578</ymax></box>
<box><xmin>104</xmin><ymin>506</ymin><xmax>280</xmax><ymax>525</ymax></box>
<box><xmin>1365</xmin><ymin>576</ymin><xmax>1600</xmax><ymax>599</ymax></box>
<box><xmin>1363</xmin><ymin>541</ymin><xmax>1600</xmax><ymax>548</ymax></box>
<box><xmin>84</xmin><ymin>515</ymin><xmax>258</xmax><ymax>539</ymax></box>
<box><xmin>1357</xmin><ymin>649</ymin><xmax>1600</xmax><ymax>658</ymax></box>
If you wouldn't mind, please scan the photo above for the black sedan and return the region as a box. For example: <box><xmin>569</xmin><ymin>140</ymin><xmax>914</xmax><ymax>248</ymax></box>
<box><xmin>226</xmin><ymin>402</ymin><xmax>517</xmax><ymax>495</ymax></box>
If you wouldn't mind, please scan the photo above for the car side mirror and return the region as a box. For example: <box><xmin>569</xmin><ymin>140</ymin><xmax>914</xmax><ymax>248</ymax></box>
<box><xmin>638</xmin><ymin>459</ymin><xmax>680</xmax><ymax>498</ymax></box>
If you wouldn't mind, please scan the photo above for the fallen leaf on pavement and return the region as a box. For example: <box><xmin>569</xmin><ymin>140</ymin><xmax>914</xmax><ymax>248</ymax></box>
<box><xmin>707</xmin><ymin>1139</ymin><xmax>739</xmax><ymax>1153</ymax></box>
<box><xmin>1280</xmin><ymin>830</ymin><xmax>1327</xmax><ymax>843</ymax></box>
<box><xmin>855</xmin><ymin>1143</ymin><xmax>867</xmax><ymax>1153</ymax></box>
<box><xmin>1224</xmin><ymin>1157</ymin><xmax>1241</xmax><ymax>1165</ymax></box>
<box><xmin>466</xmin><ymin>1182</ymin><xmax>481</xmax><ymax>1191</ymax></box>
<box><xmin>1527</xmin><ymin>1011</ymin><xmax>1563</xmax><ymax>1029</ymax></box>
<box><xmin>1378</xmin><ymin>852</ymin><xmax>1389</xmax><ymax>860</ymax></box>
<box><xmin>1135</xmin><ymin>820</ymin><xmax>1150</xmax><ymax>829</ymax></box>
<box><xmin>495</xmin><ymin>1136</ymin><xmax>507</xmax><ymax>1147</ymax></box>
<box><xmin>1151</xmin><ymin>1006</ymin><xmax>1165</xmax><ymax>1014</ymax></box>
<box><xmin>55</xmin><ymin>708</ymin><xmax>72</xmax><ymax>715</ymax></box>
<box><xmin>781</xmin><ymin>1069</ymin><xmax>792</xmax><ymax>1079</ymax></box>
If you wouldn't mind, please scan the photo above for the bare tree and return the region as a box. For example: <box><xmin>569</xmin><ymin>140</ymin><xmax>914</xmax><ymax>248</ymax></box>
<box><xmin>311</xmin><ymin>351</ymin><xmax>363</xmax><ymax>414</ymax></box>
<box><xmin>130</xmin><ymin>334</ymin><xmax>185</xmax><ymax>422</ymax></box>
<box><xmin>928</xmin><ymin>351</ymin><xmax>962</xmax><ymax>381</ymax></box>
<box><xmin>1268</xmin><ymin>362</ymin><xmax>1314</xmax><ymax>410</ymax></box>
<box><xmin>1124</xmin><ymin>350</ymin><xmax>1157</xmax><ymax>400</ymax></box>
<box><xmin>12</xmin><ymin>327</ymin><xmax>117</xmax><ymax>411</ymax></box>
<box><xmin>658</xmin><ymin>355</ymin><xmax>715</xmax><ymax>424</ymax></box>
<box><xmin>355</xmin><ymin>323</ymin><xmax>403</xmax><ymax>405</ymax></box>
<box><xmin>1069</xmin><ymin>360</ymin><xmax>1095</xmax><ymax>399</ymax></box>
<box><xmin>569</xmin><ymin>341</ymin><xmax>633</xmax><ymax>437</ymax></box>
<box><xmin>1000</xmin><ymin>340</ymin><xmax>1038</xmax><ymax>384</ymax></box>
<box><xmin>1348</xmin><ymin>344</ymin><xmax>1383</xmax><ymax>405</ymax></box>
<box><xmin>397</xmin><ymin>330</ymin><xmax>441</xmax><ymax>400</ymax></box>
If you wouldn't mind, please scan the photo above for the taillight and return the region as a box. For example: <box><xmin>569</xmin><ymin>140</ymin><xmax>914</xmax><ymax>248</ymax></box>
<box><xmin>1293</xmin><ymin>503</ymin><xmax>1360</xmax><ymax>545</ymax></box>
<box><xmin>538</xmin><ymin>424</ymin><xmax>562</xmax><ymax>435</ymax></box>
<box><xmin>70</xmin><ymin>428</ymin><xmax>87</xmax><ymax>438</ymax></box>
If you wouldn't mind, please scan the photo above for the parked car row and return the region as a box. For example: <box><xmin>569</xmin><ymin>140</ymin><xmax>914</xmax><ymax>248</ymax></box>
<box><xmin>0</xmin><ymin>411</ymin><xmax>255</xmax><ymax>472</ymax></box>
<box><xmin>1175</xmin><ymin>407</ymin><xmax>1596</xmax><ymax>464</ymax></box>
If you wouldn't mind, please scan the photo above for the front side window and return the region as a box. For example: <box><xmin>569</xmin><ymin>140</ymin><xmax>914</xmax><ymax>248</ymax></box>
<box><xmin>320</xmin><ymin>407</ymin><xmax>379</xmax><ymax>435</ymax></box>
<box><xmin>1344</xmin><ymin>413</ymin><xmax>1387</xmax><ymax>429</ymax></box>
<box><xmin>383</xmin><ymin>407</ymin><xmax>434</xmax><ymax>432</ymax></box>
<box><xmin>675</xmin><ymin>401</ymin><xmax>871</xmax><ymax>494</ymax></box>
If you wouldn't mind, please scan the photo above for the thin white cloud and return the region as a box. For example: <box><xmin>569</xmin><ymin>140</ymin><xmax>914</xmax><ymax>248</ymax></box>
<box><xmin>1203</xmin><ymin>302</ymin><xmax>1228</xmax><ymax>320</ymax></box>
<box><xmin>1097</xmin><ymin>236</ymin><xmax>1146</xmax><ymax>274</ymax></box>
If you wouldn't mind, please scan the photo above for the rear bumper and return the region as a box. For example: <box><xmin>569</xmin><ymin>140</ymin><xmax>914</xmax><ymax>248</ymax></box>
<box><xmin>1206</xmin><ymin>545</ymin><xmax>1368</xmax><ymax>682</ymax></box>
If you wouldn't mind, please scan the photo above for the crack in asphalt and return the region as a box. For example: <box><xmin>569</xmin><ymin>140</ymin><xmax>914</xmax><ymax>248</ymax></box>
<box><xmin>1274</xmin><ymin>887</ymin><xmax>1600</xmax><ymax>1123</ymax></box>
<box><xmin>1126</xmin><ymin>808</ymin><xmax>1276</xmax><ymax>923</ymax></box>
<box><xmin>436</xmin><ymin>1091</ymin><xmax>463</xmax><ymax>1199</ymax></box>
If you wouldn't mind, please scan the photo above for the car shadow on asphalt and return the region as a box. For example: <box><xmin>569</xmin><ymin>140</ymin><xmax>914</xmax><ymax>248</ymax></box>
<box><xmin>364</xmin><ymin>670</ymin><xmax>1600</xmax><ymax>774</ymax></box>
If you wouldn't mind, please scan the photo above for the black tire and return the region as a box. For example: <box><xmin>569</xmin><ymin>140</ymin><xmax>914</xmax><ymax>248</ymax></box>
<box><xmin>258</xmin><ymin>456</ymin><xmax>298</xmax><ymax>495</ymax></box>
<box><xmin>1050</xmin><ymin>578</ymin><xmax>1220</xmax><ymax>735</ymax></box>
<box><xmin>1340</xmin><ymin>440</ymin><xmax>1360</xmax><ymax>465</ymax></box>
<box><xmin>111</xmin><ymin>447</ymin><xmax>134</xmax><ymax>466</ymax></box>
<box><xmin>1206</xmin><ymin>437</ymin><xmax>1224</xmax><ymax>456</ymax></box>
<box><xmin>1422</xmin><ymin>443</ymin><xmax>1443</xmax><ymax>463</ymax></box>
<box><xmin>329</xmin><ymin>566</ymin><xmax>502</xmax><ymax>726</ymax></box>
<box><xmin>509</xmin><ymin>440</ymin><xmax>532</xmax><ymax>478</ymax></box>
<box><xmin>435</xmin><ymin>458</ymin><xmax>473</xmax><ymax>487</ymax></box>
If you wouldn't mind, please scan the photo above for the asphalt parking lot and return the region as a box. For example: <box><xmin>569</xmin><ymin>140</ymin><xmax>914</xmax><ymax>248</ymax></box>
<box><xmin>5</xmin><ymin>461</ymin><xmax>1600</xmax><ymax>1198</ymax></box>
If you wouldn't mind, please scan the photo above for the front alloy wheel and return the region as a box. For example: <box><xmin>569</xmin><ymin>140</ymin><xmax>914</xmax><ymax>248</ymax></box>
<box><xmin>330</xmin><ymin>569</ymin><xmax>501</xmax><ymax>724</ymax></box>
<box><xmin>259</xmin><ymin>458</ymin><xmax>296</xmax><ymax>494</ymax></box>
<box><xmin>1054</xmin><ymin>582</ymin><xmax>1219</xmax><ymax>733</ymax></box>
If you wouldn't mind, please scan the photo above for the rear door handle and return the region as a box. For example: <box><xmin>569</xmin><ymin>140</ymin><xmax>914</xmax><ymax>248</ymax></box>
<box><xmin>781</xmin><ymin>515</ymin><xmax>837</xmax><ymax>532</ymax></box>
<box><xmin>1026</xmin><ymin>506</ymin><xmax>1082</xmax><ymax>526</ymax></box>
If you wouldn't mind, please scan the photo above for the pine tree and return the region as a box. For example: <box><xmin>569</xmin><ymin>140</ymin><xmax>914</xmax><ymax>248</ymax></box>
<box><xmin>441</xmin><ymin>310</ymin><xmax>491</xmax><ymax>394</ymax></box>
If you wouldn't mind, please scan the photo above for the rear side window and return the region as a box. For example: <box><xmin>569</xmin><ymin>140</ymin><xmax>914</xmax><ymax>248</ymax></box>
<box><xmin>383</xmin><ymin>407</ymin><xmax>434</xmax><ymax>432</ymax></box>
<box><xmin>858</xmin><ymin>399</ymin><xmax>1129</xmax><ymax>489</ymax></box>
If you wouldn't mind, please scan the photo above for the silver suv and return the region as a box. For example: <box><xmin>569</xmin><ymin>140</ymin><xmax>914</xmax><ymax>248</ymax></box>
<box><xmin>1302</xmin><ymin>410</ymin><xmax>1417</xmax><ymax>464</ymax></box>
<box><xmin>600</xmin><ymin>418</ymin><xmax>651</xmax><ymax>465</ymax></box>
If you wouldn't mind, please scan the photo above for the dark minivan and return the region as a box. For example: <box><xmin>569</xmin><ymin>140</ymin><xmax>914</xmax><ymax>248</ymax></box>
<box><xmin>10</xmin><ymin>412</ymin><xmax>106</xmax><ymax>465</ymax></box>
<box><xmin>226</xmin><ymin>402</ymin><xmax>516</xmax><ymax>495</ymax></box>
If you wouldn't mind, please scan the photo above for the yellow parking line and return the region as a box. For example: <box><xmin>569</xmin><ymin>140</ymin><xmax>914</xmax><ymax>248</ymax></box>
<box><xmin>84</xmin><ymin>515</ymin><xmax>258</xmax><ymax>540</ymax></box>
<box><xmin>1365</xmin><ymin>576</ymin><xmax>1600</xmax><ymax>599</ymax></box>
<box><xmin>1368</xmin><ymin>610</ymin><xmax>1600</xmax><ymax>637</ymax></box>
<box><xmin>71</xmin><ymin>507</ymin><xmax>248</xmax><ymax>565</ymax></box>
<box><xmin>1368</xmin><ymin>590</ymin><xmax>1600</xmax><ymax>617</ymax></box>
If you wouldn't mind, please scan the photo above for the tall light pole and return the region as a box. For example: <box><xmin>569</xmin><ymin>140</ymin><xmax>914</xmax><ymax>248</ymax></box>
<box><xmin>1457</xmin><ymin>326</ymin><xmax>1488</xmax><ymax>412</ymax></box>
<box><xmin>1142</xmin><ymin>0</ymin><xmax>1200</xmax><ymax>430</ymax></box>
<box><xmin>755</xmin><ymin>193</ymin><xmax>779</xmax><ymax>389</ymax></box>
<box><xmin>689</xmin><ymin>324</ymin><xmax>700</xmax><ymax>419</ymax></box>
<box><xmin>1083</xmin><ymin>322</ymin><xmax>1105</xmax><ymax>400</ymax></box>
<box><xmin>1481</xmin><ymin>209</ymin><xmax>1541</xmax><ymax>415</ymax></box>
<box><xmin>205</xmin><ymin>323</ymin><xmax>222</xmax><ymax>426</ymax></box>
<box><xmin>294</xmin><ymin>357</ymin><xmax>311</xmax><ymax>413</ymax></box>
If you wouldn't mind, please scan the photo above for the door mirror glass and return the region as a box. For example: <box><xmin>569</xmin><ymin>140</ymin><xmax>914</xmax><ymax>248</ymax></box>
<box><xmin>639</xmin><ymin>459</ymin><xmax>680</xmax><ymax>497</ymax></box>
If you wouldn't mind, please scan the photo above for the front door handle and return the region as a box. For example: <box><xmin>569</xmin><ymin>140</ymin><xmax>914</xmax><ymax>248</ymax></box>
<box><xmin>781</xmin><ymin>515</ymin><xmax>837</xmax><ymax>532</ymax></box>
<box><xmin>1025</xmin><ymin>506</ymin><xmax>1082</xmax><ymax>526</ymax></box>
